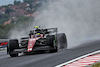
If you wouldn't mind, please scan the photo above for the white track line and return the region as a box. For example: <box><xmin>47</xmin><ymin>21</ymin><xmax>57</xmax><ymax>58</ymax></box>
<box><xmin>55</xmin><ymin>50</ymin><xmax>100</xmax><ymax>67</ymax></box>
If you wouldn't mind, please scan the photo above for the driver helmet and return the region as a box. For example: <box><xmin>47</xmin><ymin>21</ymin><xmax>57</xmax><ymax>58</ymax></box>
<box><xmin>35</xmin><ymin>33</ymin><xmax>40</xmax><ymax>37</ymax></box>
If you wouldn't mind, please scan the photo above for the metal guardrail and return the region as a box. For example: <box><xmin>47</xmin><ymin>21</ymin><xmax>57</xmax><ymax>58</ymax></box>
<box><xmin>0</xmin><ymin>39</ymin><xmax>9</xmax><ymax>43</ymax></box>
<box><xmin>0</xmin><ymin>39</ymin><xmax>9</xmax><ymax>50</ymax></box>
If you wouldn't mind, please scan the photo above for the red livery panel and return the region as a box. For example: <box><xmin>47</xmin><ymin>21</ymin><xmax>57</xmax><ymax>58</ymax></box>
<box><xmin>27</xmin><ymin>35</ymin><xmax>40</xmax><ymax>52</ymax></box>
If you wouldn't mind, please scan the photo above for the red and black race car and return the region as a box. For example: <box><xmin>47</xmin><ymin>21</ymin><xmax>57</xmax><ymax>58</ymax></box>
<box><xmin>7</xmin><ymin>26</ymin><xmax>67</xmax><ymax>57</ymax></box>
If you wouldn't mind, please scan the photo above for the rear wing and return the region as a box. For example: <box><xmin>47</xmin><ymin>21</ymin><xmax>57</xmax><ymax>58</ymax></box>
<box><xmin>29</xmin><ymin>28</ymin><xmax>58</xmax><ymax>35</ymax></box>
<box><xmin>46</xmin><ymin>28</ymin><xmax>58</xmax><ymax>34</ymax></box>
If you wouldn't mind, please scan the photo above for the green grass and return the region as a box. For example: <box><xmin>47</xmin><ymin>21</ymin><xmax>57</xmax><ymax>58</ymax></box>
<box><xmin>0</xmin><ymin>49</ymin><xmax>6</xmax><ymax>51</ymax></box>
<box><xmin>92</xmin><ymin>63</ymin><xmax>100</xmax><ymax>67</ymax></box>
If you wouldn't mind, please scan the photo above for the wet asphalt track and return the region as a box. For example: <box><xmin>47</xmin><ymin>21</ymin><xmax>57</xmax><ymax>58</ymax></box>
<box><xmin>0</xmin><ymin>40</ymin><xmax>100</xmax><ymax>67</ymax></box>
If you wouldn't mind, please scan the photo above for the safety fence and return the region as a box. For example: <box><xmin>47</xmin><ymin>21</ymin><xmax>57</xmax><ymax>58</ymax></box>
<box><xmin>0</xmin><ymin>39</ymin><xmax>8</xmax><ymax>50</ymax></box>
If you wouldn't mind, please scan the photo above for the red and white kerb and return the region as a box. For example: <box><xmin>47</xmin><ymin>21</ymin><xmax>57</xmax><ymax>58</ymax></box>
<box><xmin>63</xmin><ymin>54</ymin><xmax>100</xmax><ymax>67</ymax></box>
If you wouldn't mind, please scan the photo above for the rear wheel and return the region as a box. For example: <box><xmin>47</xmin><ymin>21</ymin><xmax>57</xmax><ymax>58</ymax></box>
<box><xmin>7</xmin><ymin>39</ymin><xmax>19</xmax><ymax>57</ymax></box>
<box><xmin>57</xmin><ymin>33</ymin><xmax>67</xmax><ymax>49</ymax></box>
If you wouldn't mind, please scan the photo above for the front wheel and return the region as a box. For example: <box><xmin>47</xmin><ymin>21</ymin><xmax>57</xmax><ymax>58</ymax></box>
<box><xmin>10</xmin><ymin>53</ymin><xmax>18</xmax><ymax>57</ymax></box>
<box><xmin>49</xmin><ymin>40</ymin><xmax>58</xmax><ymax>53</ymax></box>
<box><xmin>46</xmin><ymin>35</ymin><xmax>58</xmax><ymax>53</ymax></box>
<box><xmin>7</xmin><ymin>39</ymin><xmax>19</xmax><ymax>57</ymax></box>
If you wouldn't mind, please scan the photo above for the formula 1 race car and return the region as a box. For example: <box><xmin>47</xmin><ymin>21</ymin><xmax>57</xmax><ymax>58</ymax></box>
<box><xmin>7</xmin><ymin>26</ymin><xmax>67</xmax><ymax>57</ymax></box>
